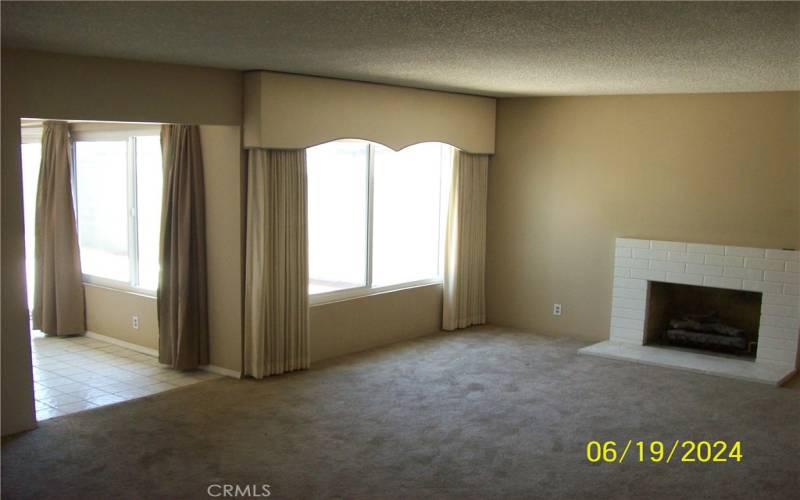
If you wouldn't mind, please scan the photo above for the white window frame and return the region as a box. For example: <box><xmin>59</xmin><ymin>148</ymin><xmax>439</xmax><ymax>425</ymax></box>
<box><xmin>309</xmin><ymin>141</ymin><xmax>452</xmax><ymax>306</ymax></box>
<box><xmin>20</xmin><ymin>123</ymin><xmax>43</xmax><ymax>145</ymax></box>
<box><xmin>71</xmin><ymin>125</ymin><xmax>161</xmax><ymax>296</ymax></box>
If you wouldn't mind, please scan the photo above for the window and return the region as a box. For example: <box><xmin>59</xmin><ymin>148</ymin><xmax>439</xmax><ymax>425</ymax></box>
<box><xmin>306</xmin><ymin>140</ymin><xmax>452</xmax><ymax>301</ymax></box>
<box><xmin>73</xmin><ymin>130</ymin><xmax>162</xmax><ymax>292</ymax></box>
<box><xmin>306</xmin><ymin>141</ymin><xmax>369</xmax><ymax>294</ymax></box>
<box><xmin>371</xmin><ymin>143</ymin><xmax>450</xmax><ymax>287</ymax></box>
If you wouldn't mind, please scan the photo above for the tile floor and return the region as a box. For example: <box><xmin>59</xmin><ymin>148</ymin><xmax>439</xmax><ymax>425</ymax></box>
<box><xmin>32</xmin><ymin>332</ymin><xmax>219</xmax><ymax>421</ymax></box>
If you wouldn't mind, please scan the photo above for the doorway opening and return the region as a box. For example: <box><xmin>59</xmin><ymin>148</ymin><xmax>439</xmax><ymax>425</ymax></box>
<box><xmin>21</xmin><ymin>119</ymin><xmax>216</xmax><ymax>421</ymax></box>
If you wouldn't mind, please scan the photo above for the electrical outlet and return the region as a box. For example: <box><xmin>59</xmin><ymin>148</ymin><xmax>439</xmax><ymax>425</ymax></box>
<box><xmin>132</xmin><ymin>315</ymin><xmax>140</xmax><ymax>330</ymax></box>
<box><xmin>553</xmin><ymin>304</ymin><xmax>562</xmax><ymax>316</ymax></box>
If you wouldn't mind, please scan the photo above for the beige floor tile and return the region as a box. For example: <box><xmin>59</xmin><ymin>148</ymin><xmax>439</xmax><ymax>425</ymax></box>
<box><xmin>113</xmin><ymin>388</ymin><xmax>153</xmax><ymax>399</ymax></box>
<box><xmin>34</xmin><ymin>387</ymin><xmax>65</xmax><ymax>399</ymax></box>
<box><xmin>126</xmin><ymin>365</ymin><xmax>167</xmax><ymax>376</ymax></box>
<box><xmin>142</xmin><ymin>381</ymin><xmax>177</xmax><ymax>392</ymax></box>
<box><xmin>50</xmin><ymin>381</ymin><xmax>94</xmax><ymax>394</ymax></box>
<box><xmin>61</xmin><ymin>387</ymin><xmax>112</xmax><ymax>399</ymax></box>
<box><xmin>55</xmin><ymin>400</ymin><xmax>98</xmax><ymax>413</ymax></box>
<box><xmin>36</xmin><ymin>407</ymin><xmax>64</xmax><ymax>421</ymax></box>
<box><xmin>47</xmin><ymin>366</ymin><xmax>89</xmax><ymax>376</ymax></box>
<box><xmin>85</xmin><ymin>393</ymin><xmax>126</xmax><ymax>406</ymax></box>
<box><xmin>154</xmin><ymin>371</ymin><xmax>191</xmax><ymax>382</ymax></box>
<box><xmin>167</xmin><ymin>377</ymin><xmax>200</xmax><ymax>387</ymax></box>
<box><xmin>37</xmin><ymin>393</ymin><xmax>85</xmax><ymax>407</ymax></box>
<box><xmin>31</xmin><ymin>331</ymin><xmax>212</xmax><ymax>420</ymax></box>
<box><xmin>36</xmin><ymin>376</ymin><xmax>81</xmax><ymax>389</ymax></box>
<box><xmin>34</xmin><ymin>400</ymin><xmax>53</xmax><ymax>411</ymax></box>
<box><xmin>114</xmin><ymin>373</ymin><xmax>144</xmax><ymax>382</ymax></box>
<box><xmin>99</xmin><ymin>382</ymin><xmax>137</xmax><ymax>393</ymax></box>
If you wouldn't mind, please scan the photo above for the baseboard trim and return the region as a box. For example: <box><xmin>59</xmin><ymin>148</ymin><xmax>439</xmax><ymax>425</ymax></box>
<box><xmin>85</xmin><ymin>331</ymin><xmax>159</xmax><ymax>357</ymax></box>
<box><xmin>84</xmin><ymin>331</ymin><xmax>241</xmax><ymax>379</ymax></box>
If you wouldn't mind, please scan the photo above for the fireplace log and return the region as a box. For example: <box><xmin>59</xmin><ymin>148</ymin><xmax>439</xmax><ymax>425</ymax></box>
<box><xmin>666</xmin><ymin>329</ymin><xmax>747</xmax><ymax>351</ymax></box>
<box><xmin>668</xmin><ymin>318</ymin><xmax>744</xmax><ymax>337</ymax></box>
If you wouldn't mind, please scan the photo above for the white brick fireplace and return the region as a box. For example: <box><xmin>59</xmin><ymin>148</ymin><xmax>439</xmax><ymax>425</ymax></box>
<box><xmin>580</xmin><ymin>238</ymin><xmax>800</xmax><ymax>385</ymax></box>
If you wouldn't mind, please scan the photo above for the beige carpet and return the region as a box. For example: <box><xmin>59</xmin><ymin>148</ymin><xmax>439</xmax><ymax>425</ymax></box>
<box><xmin>3</xmin><ymin>326</ymin><xmax>799</xmax><ymax>499</ymax></box>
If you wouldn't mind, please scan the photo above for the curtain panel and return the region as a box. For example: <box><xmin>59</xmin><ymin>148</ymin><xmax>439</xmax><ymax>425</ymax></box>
<box><xmin>158</xmin><ymin>124</ymin><xmax>209</xmax><ymax>370</ymax></box>
<box><xmin>32</xmin><ymin>121</ymin><xmax>86</xmax><ymax>336</ymax></box>
<box><xmin>244</xmin><ymin>149</ymin><xmax>309</xmax><ymax>378</ymax></box>
<box><xmin>442</xmin><ymin>150</ymin><xmax>489</xmax><ymax>331</ymax></box>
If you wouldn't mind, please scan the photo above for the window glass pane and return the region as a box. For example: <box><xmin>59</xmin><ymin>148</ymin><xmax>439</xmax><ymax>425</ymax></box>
<box><xmin>306</xmin><ymin>141</ymin><xmax>368</xmax><ymax>294</ymax></box>
<box><xmin>22</xmin><ymin>143</ymin><xmax>42</xmax><ymax>311</ymax></box>
<box><xmin>75</xmin><ymin>141</ymin><xmax>130</xmax><ymax>282</ymax></box>
<box><xmin>371</xmin><ymin>143</ymin><xmax>450</xmax><ymax>287</ymax></box>
<box><xmin>135</xmin><ymin>136</ymin><xmax>162</xmax><ymax>290</ymax></box>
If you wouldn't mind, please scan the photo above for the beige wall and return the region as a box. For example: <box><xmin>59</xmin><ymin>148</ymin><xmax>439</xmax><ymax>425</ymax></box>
<box><xmin>200</xmin><ymin>126</ymin><xmax>244</xmax><ymax>372</ymax></box>
<box><xmin>0</xmin><ymin>120</ymin><xmax>35</xmax><ymax>436</ymax></box>
<box><xmin>1</xmin><ymin>49</ymin><xmax>243</xmax><ymax>435</ymax></box>
<box><xmin>487</xmin><ymin>92</ymin><xmax>800</xmax><ymax>342</ymax></box>
<box><xmin>86</xmin><ymin>286</ymin><xmax>159</xmax><ymax>350</ymax></box>
<box><xmin>310</xmin><ymin>284</ymin><xmax>444</xmax><ymax>362</ymax></box>
<box><xmin>3</xmin><ymin>49</ymin><xmax>242</xmax><ymax>125</ymax></box>
<box><xmin>84</xmin><ymin>126</ymin><xmax>244</xmax><ymax>372</ymax></box>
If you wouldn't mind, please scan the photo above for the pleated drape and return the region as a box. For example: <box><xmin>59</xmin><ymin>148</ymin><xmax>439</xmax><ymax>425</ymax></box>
<box><xmin>442</xmin><ymin>150</ymin><xmax>489</xmax><ymax>331</ymax></box>
<box><xmin>32</xmin><ymin>121</ymin><xmax>86</xmax><ymax>336</ymax></box>
<box><xmin>244</xmin><ymin>149</ymin><xmax>309</xmax><ymax>378</ymax></box>
<box><xmin>158</xmin><ymin>124</ymin><xmax>209</xmax><ymax>370</ymax></box>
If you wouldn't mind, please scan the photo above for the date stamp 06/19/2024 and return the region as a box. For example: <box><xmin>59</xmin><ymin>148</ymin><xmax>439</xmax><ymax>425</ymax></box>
<box><xmin>586</xmin><ymin>440</ymin><xmax>743</xmax><ymax>464</ymax></box>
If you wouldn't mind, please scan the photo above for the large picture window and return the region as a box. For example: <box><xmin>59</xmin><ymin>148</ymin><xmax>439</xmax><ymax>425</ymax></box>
<box><xmin>306</xmin><ymin>140</ymin><xmax>453</xmax><ymax>301</ymax></box>
<box><xmin>73</xmin><ymin>129</ymin><xmax>162</xmax><ymax>292</ymax></box>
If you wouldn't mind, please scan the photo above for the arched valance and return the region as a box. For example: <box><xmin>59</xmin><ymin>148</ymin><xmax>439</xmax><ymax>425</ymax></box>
<box><xmin>243</xmin><ymin>72</ymin><xmax>496</xmax><ymax>154</ymax></box>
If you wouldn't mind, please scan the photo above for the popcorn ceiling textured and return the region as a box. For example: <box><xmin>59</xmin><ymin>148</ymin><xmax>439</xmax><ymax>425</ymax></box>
<box><xmin>1</xmin><ymin>1</ymin><xmax>798</xmax><ymax>96</ymax></box>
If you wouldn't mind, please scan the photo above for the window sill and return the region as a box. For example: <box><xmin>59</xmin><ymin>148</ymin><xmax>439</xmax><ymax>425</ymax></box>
<box><xmin>83</xmin><ymin>279</ymin><xmax>443</xmax><ymax>305</ymax></box>
<box><xmin>82</xmin><ymin>277</ymin><xmax>157</xmax><ymax>299</ymax></box>
<box><xmin>309</xmin><ymin>279</ymin><xmax>442</xmax><ymax>307</ymax></box>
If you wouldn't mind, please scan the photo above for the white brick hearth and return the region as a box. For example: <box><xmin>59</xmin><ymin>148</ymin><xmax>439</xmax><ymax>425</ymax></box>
<box><xmin>580</xmin><ymin>238</ymin><xmax>800</xmax><ymax>386</ymax></box>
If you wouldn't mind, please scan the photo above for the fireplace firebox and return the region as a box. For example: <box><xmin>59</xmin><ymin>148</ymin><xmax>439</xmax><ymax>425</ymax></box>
<box><xmin>644</xmin><ymin>282</ymin><xmax>761</xmax><ymax>358</ymax></box>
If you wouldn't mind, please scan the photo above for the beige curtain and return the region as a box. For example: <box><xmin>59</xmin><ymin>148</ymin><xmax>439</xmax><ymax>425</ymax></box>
<box><xmin>443</xmin><ymin>150</ymin><xmax>489</xmax><ymax>331</ymax></box>
<box><xmin>158</xmin><ymin>125</ymin><xmax>209</xmax><ymax>370</ymax></box>
<box><xmin>32</xmin><ymin>121</ymin><xmax>86</xmax><ymax>336</ymax></box>
<box><xmin>244</xmin><ymin>149</ymin><xmax>309</xmax><ymax>378</ymax></box>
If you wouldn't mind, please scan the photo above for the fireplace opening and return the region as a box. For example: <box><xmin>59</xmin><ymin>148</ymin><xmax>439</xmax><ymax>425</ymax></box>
<box><xmin>644</xmin><ymin>282</ymin><xmax>762</xmax><ymax>359</ymax></box>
